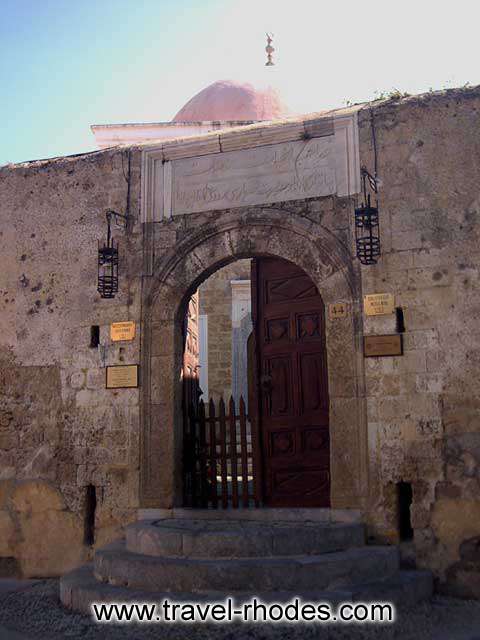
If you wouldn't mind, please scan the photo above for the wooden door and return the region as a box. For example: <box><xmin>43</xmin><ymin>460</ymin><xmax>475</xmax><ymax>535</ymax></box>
<box><xmin>252</xmin><ymin>258</ymin><xmax>330</xmax><ymax>507</ymax></box>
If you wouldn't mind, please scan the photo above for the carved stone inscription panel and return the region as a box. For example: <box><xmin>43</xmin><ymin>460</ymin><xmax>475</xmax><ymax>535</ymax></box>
<box><xmin>143</xmin><ymin>112</ymin><xmax>361</xmax><ymax>224</ymax></box>
<box><xmin>170</xmin><ymin>137</ymin><xmax>336</xmax><ymax>216</ymax></box>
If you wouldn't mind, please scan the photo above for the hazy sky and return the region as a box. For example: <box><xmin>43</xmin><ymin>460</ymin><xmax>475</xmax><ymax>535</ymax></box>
<box><xmin>1</xmin><ymin>0</ymin><xmax>478</xmax><ymax>165</ymax></box>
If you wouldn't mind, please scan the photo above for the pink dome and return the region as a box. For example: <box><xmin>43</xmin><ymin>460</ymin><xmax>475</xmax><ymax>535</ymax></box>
<box><xmin>173</xmin><ymin>80</ymin><xmax>288</xmax><ymax>122</ymax></box>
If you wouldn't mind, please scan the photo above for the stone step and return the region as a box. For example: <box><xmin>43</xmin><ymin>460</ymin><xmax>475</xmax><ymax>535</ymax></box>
<box><xmin>137</xmin><ymin>507</ymin><xmax>362</xmax><ymax>524</ymax></box>
<box><xmin>126</xmin><ymin>519</ymin><xmax>365</xmax><ymax>558</ymax></box>
<box><xmin>94</xmin><ymin>542</ymin><xmax>400</xmax><ymax>593</ymax></box>
<box><xmin>61</xmin><ymin>564</ymin><xmax>433</xmax><ymax>616</ymax></box>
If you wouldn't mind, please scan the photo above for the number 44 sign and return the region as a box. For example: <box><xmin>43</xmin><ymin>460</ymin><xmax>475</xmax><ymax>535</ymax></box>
<box><xmin>328</xmin><ymin>302</ymin><xmax>347</xmax><ymax>320</ymax></box>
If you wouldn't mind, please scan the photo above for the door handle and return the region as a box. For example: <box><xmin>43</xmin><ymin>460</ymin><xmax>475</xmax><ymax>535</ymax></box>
<box><xmin>260</xmin><ymin>374</ymin><xmax>272</xmax><ymax>392</ymax></box>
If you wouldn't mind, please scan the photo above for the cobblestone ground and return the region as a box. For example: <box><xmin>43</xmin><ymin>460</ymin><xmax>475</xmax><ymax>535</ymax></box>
<box><xmin>1</xmin><ymin>580</ymin><xmax>480</xmax><ymax>640</ymax></box>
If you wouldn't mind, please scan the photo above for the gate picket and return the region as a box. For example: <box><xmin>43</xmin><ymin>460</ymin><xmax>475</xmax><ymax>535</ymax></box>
<box><xmin>208</xmin><ymin>399</ymin><xmax>218</xmax><ymax>508</ymax></box>
<box><xmin>188</xmin><ymin>402</ymin><xmax>198</xmax><ymax>507</ymax></box>
<box><xmin>184</xmin><ymin>396</ymin><xmax>259</xmax><ymax>509</ymax></box>
<box><xmin>198</xmin><ymin>400</ymin><xmax>208</xmax><ymax>508</ymax></box>
<box><xmin>218</xmin><ymin>398</ymin><xmax>229</xmax><ymax>509</ymax></box>
<box><xmin>229</xmin><ymin>397</ymin><xmax>239</xmax><ymax>508</ymax></box>
<box><xmin>239</xmin><ymin>396</ymin><xmax>249</xmax><ymax>507</ymax></box>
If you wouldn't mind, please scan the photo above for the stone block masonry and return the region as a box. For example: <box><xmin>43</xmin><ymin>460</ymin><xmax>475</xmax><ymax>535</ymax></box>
<box><xmin>358</xmin><ymin>87</ymin><xmax>480</xmax><ymax>597</ymax></box>
<box><xmin>0</xmin><ymin>85</ymin><xmax>479</xmax><ymax>600</ymax></box>
<box><xmin>0</xmin><ymin>148</ymin><xmax>143</xmax><ymax>576</ymax></box>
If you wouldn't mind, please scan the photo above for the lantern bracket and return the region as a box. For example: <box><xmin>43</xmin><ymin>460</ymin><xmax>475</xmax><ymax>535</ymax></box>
<box><xmin>105</xmin><ymin>209</ymin><xmax>131</xmax><ymax>231</ymax></box>
<box><xmin>360</xmin><ymin>167</ymin><xmax>378</xmax><ymax>195</ymax></box>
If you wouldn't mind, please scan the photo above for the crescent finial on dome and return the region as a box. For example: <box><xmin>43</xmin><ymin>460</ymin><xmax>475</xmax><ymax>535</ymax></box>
<box><xmin>265</xmin><ymin>33</ymin><xmax>275</xmax><ymax>67</ymax></box>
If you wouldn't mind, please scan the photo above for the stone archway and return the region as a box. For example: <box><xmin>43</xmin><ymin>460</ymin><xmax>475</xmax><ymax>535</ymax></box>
<box><xmin>139</xmin><ymin>207</ymin><xmax>368</xmax><ymax>511</ymax></box>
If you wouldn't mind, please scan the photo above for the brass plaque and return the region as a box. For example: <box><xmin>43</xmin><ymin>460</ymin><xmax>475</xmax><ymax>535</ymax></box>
<box><xmin>106</xmin><ymin>365</ymin><xmax>139</xmax><ymax>389</ymax></box>
<box><xmin>328</xmin><ymin>302</ymin><xmax>347</xmax><ymax>320</ymax></box>
<box><xmin>364</xmin><ymin>334</ymin><xmax>403</xmax><ymax>357</ymax></box>
<box><xmin>364</xmin><ymin>293</ymin><xmax>395</xmax><ymax>316</ymax></box>
<box><xmin>110</xmin><ymin>321</ymin><xmax>136</xmax><ymax>342</ymax></box>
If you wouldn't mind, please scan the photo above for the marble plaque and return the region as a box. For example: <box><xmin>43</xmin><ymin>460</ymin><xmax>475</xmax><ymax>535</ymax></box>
<box><xmin>106</xmin><ymin>365</ymin><xmax>139</xmax><ymax>389</ymax></box>
<box><xmin>364</xmin><ymin>335</ymin><xmax>403</xmax><ymax>357</ymax></box>
<box><xmin>169</xmin><ymin>137</ymin><xmax>336</xmax><ymax>216</ymax></box>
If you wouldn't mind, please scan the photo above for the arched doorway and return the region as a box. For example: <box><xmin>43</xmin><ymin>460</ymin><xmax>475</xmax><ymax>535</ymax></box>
<box><xmin>180</xmin><ymin>256</ymin><xmax>331</xmax><ymax>509</ymax></box>
<box><xmin>139</xmin><ymin>208</ymin><xmax>368</xmax><ymax>512</ymax></box>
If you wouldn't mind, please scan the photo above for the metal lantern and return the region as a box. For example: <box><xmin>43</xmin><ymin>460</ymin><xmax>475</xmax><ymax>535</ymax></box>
<box><xmin>97</xmin><ymin>211</ymin><xmax>119</xmax><ymax>298</ymax></box>
<box><xmin>355</xmin><ymin>193</ymin><xmax>381</xmax><ymax>265</ymax></box>
<box><xmin>355</xmin><ymin>164</ymin><xmax>381</xmax><ymax>266</ymax></box>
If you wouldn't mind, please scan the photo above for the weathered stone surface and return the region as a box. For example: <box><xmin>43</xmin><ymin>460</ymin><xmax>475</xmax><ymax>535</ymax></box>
<box><xmin>431</xmin><ymin>499</ymin><xmax>480</xmax><ymax>573</ymax></box>
<box><xmin>0</xmin><ymin>511</ymin><xmax>16</xmax><ymax>556</ymax></box>
<box><xmin>1</xmin><ymin>86</ymin><xmax>480</xmax><ymax>590</ymax></box>
<box><xmin>0</xmin><ymin>148</ymin><xmax>143</xmax><ymax>575</ymax></box>
<box><xmin>0</xmin><ymin>480</ymin><xmax>13</xmax><ymax>509</ymax></box>
<box><xmin>60</xmin><ymin>563</ymin><xmax>432</xmax><ymax>615</ymax></box>
<box><xmin>11</xmin><ymin>480</ymin><xmax>66</xmax><ymax>513</ymax></box>
<box><xmin>142</xmin><ymin>507</ymin><xmax>363</xmax><ymax>523</ymax></box>
<box><xmin>95</xmin><ymin>541</ymin><xmax>399</xmax><ymax>592</ymax></box>
<box><xmin>0</xmin><ymin>480</ymin><xmax>87</xmax><ymax>576</ymax></box>
<box><xmin>16</xmin><ymin>509</ymin><xmax>86</xmax><ymax>577</ymax></box>
<box><xmin>126</xmin><ymin>519</ymin><xmax>365</xmax><ymax>558</ymax></box>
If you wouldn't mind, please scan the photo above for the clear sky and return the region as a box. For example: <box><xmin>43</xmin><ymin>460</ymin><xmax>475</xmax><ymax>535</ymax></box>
<box><xmin>1</xmin><ymin>0</ymin><xmax>478</xmax><ymax>165</ymax></box>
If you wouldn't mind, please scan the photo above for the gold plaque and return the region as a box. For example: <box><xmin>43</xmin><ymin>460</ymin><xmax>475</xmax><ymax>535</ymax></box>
<box><xmin>364</xmin><ymin>293</ymin><xmax>395</xmax><ymax>316</ymax></box>
<box><xmin>106</xmin><ymin>365</ymin><xmax>139</xmax><ymax>389</ymax></box>
<box><xmin>364</xmin><ymin>335</ymin><xmax>403</xmax><ymax>357</ymax></box>
<box><xmin>110</xmin><ymin>321</ymin><xmax>136</xmax><ymax>342</ymax></box>
<box><xmin>328</xmin><ymin>302</ymin><xmax>347</xmax><ymax>319</ymax></box>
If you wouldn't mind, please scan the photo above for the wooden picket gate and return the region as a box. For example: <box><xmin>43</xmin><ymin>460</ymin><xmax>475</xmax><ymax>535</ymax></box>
<box><xmin>183</xmin><ymin>396</ymin><xmax>261</xmax><ymax>508</ymax></box>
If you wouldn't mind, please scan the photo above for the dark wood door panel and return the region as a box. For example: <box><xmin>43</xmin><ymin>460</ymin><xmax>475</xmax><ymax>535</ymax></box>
<box><xmin>299</xmin><ymin>351</ymin><xmax>329</xmax><ymax>414</ymax></box>
<box><xmin>264</xmin><ymin>316</ymin><xmax>291</xmax><ymax>343</ymax></box>
<box><xmin>263</xmin><ymin>355</ymin><xmax>294</xmax><ymax>417</ymax></box>
<box><xmin>296</xmin><ymin>311</ymin><xmax>325</xmax><ymax>341</ymax></box>
<box><xmin>268</xmin><ymin>426</ymin><xmax>329</xmax><ymax>460</ymax></box>
<box><xmin>266</xmin><ymin>274</ymin><xmax>319</xmax><ymax>304</ymax></box>
<box><xmin>267</xmin><ymin>467</ymin><xmax>330</xmax><ymax>506</ymax></box>
<box><xmin>269</xmin><ymin>429</ymin><xmax>296</xmax><ymax>457</ymax></box>
<box><xmin>301</xmin><ymin>426</ymin><xmax>330</xmax><ymax>456</ymax></box>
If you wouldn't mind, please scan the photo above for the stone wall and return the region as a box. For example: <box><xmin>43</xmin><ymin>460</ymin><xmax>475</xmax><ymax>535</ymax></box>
<box><xmin>0</xmin><ymin>86</ymin><xmax>479</xmax><ymax>597</ymax></box>
<box><xmin>198</xmin><ymin>260</ymin><xmax>251</xmax><ymax>403</ymax></box>
<box><xmin>358</xmin><ymin>87</ymin><xmax>480</xmax><ymax>597</ymax></box>
<box><xmin>0</xmin><ymin>148</ymin><xmax>143</xmax><ymax>576</ymax></box>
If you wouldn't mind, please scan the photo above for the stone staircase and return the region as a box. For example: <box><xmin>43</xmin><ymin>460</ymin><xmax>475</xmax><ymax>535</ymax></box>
<box><xmin>60</xmin><ymin>509</ymin><xmax>433</xmax><ymax>614</ymax></box>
